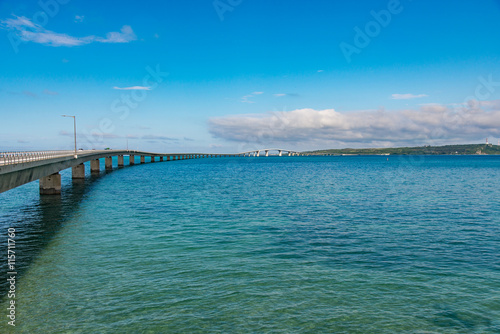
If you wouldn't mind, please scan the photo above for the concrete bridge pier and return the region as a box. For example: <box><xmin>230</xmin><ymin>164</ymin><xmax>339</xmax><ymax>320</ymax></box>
<box><xmin>160</xmin><ymin>156</ymin><xmax>164</xmax><ymax>162</ymax></box>
<box><xmin>265</xmin><ymin>150</ymin><xmax>269</xmax><ymax>157</ymax></box>
<box><xmin>105</xmin><ymin>157</ymin><xmax>113</xmax><ymax>171</ymax></box>
<box><xmin>129</xmin><ymin>155</ymin><xmax>135</xmax><ymax>165</ymax></box>
<box><xmin>141</xmin><ymin>156</ymin><xmax>145</xmax><ymax>164</ymax></box>
<box><xmin>39</xmin><ymin>173</ymin><xmax>61</xmax><ymax>195</ymax></box>
<box><xmin>91</xmin><ymin>159</ymin><xmax>100</xmax><ymax>174</ymax></box>
<box><xmin>151</xmin><ymin>156</ymin><xmax>155</xmax><ymax>163</ymax></box>
<box><xmin>167</xmin><ymin>156</ymin><xmax>171</xmax><ymax>161</ymax></box>
<box><xmin>72</xmin><ymin>163</ymin><xmax>85</xmax><ymax>179</ymax></box>
<box><xmin>118</xmin><ymin>155</ymin><xmax>124</xmax><ymax>167</ymax></box>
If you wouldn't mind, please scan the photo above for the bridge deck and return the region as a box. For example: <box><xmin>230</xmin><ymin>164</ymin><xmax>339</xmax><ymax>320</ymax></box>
<box><xmin>0</xmin><ymin>150</ymin><xmax>226</xmax><ymax>194</ymax></box>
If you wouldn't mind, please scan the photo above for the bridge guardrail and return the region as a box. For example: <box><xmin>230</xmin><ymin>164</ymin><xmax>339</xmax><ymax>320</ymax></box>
<box><xmin>0</xmin><ymin>151</ymin><xmax>76</xmax><ymax>166</ymax></box>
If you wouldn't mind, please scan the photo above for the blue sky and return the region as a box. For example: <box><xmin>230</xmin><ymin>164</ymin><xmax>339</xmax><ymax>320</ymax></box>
<box><xmin>1</xmin><ymin>0</ymin><xmax>500</xmax><ymax>152</ymax></box>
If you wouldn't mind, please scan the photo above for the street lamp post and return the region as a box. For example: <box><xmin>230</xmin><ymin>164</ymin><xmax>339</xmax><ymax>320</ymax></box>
<box><xmin>62</xmin><ymin>115</ymin><xmax>77</xmax><ymax>158</ymax></box>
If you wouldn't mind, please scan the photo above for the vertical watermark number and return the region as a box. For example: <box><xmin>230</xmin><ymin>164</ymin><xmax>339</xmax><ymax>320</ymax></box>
<box><xmin>6</xmin><ymin>227</ymin><xmax>16</xmax><ymax>327</ymax></box>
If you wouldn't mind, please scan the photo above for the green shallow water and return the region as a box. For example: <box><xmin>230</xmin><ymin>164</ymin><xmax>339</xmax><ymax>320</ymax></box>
<box><xmin>1</xmin><ymin>155</ymin><xmax>499</xmax><ymax>333</ymax></box>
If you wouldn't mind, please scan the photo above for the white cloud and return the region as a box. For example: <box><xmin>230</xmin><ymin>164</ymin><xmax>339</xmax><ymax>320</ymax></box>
<box><xmin>74</xmin><ymin>15</ymin><xmax>84</xmax><ymax>23</ymax></box>
<box><xmin>0</xmin><ymin>15</ymin><xmax>136</xmax><ymax>47</ymax></box>
<box><xmin>391</xmin><ymin>93</ymin><xmax>428</xmax><ymax>100</ymax></box>
<box><xmin>241</xmin><ymin>91</ymin><xmax>264</xmax><ymax>103</ymax></box>
<box><xmin>209</xmin><ymin>102</ymin><xmax>500</xmax><ymax>147</ymax></box>
<box><xmin>96</xmin><ymin>25</ymin><xmax>136</xmax><ymax>43</ymax></box>
<box><xmin>113</xmin><ymin>86</ymin><xmax>151</xmax><ymax>90</ymax></box>
<box><xmin>241</xmin><ymin>95</ymin><xmax>255</xmax><ymax>104</ymax></box>
<box><xmin>274</xmin><ymin>93</ymin><xmax>299</xmax><ymax>98</ymax></box>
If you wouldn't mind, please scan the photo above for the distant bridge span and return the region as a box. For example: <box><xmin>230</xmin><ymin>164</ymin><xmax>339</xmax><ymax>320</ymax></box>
<box><xmin>0</xmin><ymin>148</ymin><xmax>306</xmax><ymax>195</ymax></box>
<box><xmin>238</xmin><ymin>148</ymin><xmax>302</xmax><ymax>157</ymax></box>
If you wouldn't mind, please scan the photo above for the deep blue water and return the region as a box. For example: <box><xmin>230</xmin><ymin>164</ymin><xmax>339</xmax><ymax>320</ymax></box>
<box><xmin>1</xmin><ymin>155</ymin><xmax>499</xmax><ymax>333</ymax></box>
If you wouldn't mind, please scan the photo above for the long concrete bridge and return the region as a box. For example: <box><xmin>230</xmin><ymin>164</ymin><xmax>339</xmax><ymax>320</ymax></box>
<box><xmin>0</xmin><ymin>148</ymin><xmax>306</xmax><ymax>195</ymax></box>
<box><xmin>0</xmin><ymin>150</ymin><xmax>237</xmax><ymax>195</ymax></box>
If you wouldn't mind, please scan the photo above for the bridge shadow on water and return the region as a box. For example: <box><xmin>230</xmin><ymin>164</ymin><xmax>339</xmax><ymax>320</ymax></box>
<box><xmin>0</xmin><ymin>171</ymin><xmax>110</xmax><ymax>299</ymax></box>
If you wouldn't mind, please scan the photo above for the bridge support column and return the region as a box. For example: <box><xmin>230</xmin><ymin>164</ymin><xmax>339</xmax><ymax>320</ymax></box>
<box><xmin>40</xmin><ymin>173</ymin><xmax>61</xmax><ymax>195</ymax></box>
<box><xmin>129</xmin><ymin>155</ymin><xmax>135</xmax><ymax>165</ymax></box>
<box><xmin>105</xmin><ymin>157</ymin><xmax>113</xmax><ymax>171</ymax></box>
<box><xmin>151</xmin><ymin>156</ymin><xmax>155</xmax><ymax>163</ymax></box>
<box><xmin>118</xmin><ymin>155</ymin><xmax>124</xmax><ymax>167</ymax></box>
<box><xmin>91</xmin><ymin>159</ymin><xmax>100</xmax><ymax>173</ymax></box>
<box><xmin>279</xmin><ymin>150</ymin><xmax>282</xmax><ymax>157</ymax></box>
<box><xmin>265</xmin><ymin>150</ymin><xmax>269</xmax><ymax>157</ymax></box>
<box><xmin>141</xmin><ymin>156</ymin><xmax>145</xmax><ymax>164</ymax></box>
<box><xmin>167</xmin><ymin>156</ymin><xmax>171</xmax><ymax>161</ymax></box>
<box><xmin>160</xmin><ymin>156</ymin><xmax>164</xmax><ymax>162</ymax></box>
<box><xmin>72</xmin><ymin>163</ymin><xmax>85</xmax><ymax>179</ymax></box>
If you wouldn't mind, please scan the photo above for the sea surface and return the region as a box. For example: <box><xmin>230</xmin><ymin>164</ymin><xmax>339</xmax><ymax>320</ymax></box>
<box><xmin>0</xmin><ymin>155</ymin><xmax>499</xmax><ymax>333</ymax></box>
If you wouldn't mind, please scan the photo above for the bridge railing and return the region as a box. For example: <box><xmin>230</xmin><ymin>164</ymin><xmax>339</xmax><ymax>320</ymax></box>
<box><xmin>0</xmin><ymin>151</ymin><xmax>76</xmax><ymax>166</ymax></box>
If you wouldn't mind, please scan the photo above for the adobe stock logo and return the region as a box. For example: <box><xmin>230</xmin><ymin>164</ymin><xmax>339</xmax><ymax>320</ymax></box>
<box><xmin>339</xmin><ymin>0</ymin><xmax>408</xmax><ymax>63</ymax></box>
<box><xmin>213</xmin><ymin>0</ymin><xmax>243</xmax><ymax>21</ymax></box>
<box><xmin>7</xmin><ymin>0</ymin><xmax>70</xmax><ymax>54</ymax></box>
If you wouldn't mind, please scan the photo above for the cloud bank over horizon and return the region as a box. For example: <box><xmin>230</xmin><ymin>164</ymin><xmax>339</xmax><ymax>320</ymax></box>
<box><xmin>209</xmin><ymin>101</ymin><xmax>500</xmax><ymax>149</ymax></box>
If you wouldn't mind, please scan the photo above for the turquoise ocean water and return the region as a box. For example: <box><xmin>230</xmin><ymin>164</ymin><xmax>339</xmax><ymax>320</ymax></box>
<box><xmin>1</xmin><ymin>155</ymin><xmax>499</xmax><ymax>333</ymax></box>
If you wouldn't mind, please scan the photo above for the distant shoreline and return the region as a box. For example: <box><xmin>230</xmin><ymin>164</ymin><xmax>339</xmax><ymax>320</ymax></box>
<box><xmin>305</xmin><ymin>143</ymin><xmax>500</xmax><ymax>156</ymax></box>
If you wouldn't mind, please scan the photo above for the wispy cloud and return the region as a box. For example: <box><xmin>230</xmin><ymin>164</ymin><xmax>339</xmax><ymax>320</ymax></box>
<box><xmin>74</xmin><ymin>15</ymin><xmax>85</xmax><ymax>23</ymax></box>
<box><xmin>241</xmin><ymin>91</ymin><xmax>264</xmax><ymax>103</ymax></box>
<box><xmin>43</xmin><ymin>89</ymin><xmax>58</xmax><ymax>95</ymax></box>
<box><xmin>113</xmin><ymin>86</ymin><xmax>151</xmax><ymax>90</ymax></box>
<box><xmin>23</xmin><ymin>91</ymin><xmax>37</xmax><ymax>98</ymax></box>
<box><xmin>142</xmin><ymin>135</ymin><xmax>178</xmax><ymax>141</ymax></box>
<box><xmin>60</xmin><ymin>131</ymin><xmax>120</xmax><ymax>139</ymax></box>
<box><xmin>274</xmin><ymin>93</ymin><xmax>299</xmax><ymax>98</ymax></box>
<box><xmin>0</xmin><ymin>15</ymin><xmax>137</xmax><ymax>47</ymax></box>
<box><xmin>391</xmin><ymin>93</ymin><xmax>428</xmax><ymax>100</ymax></box>
<box><xmin>209</xmin><ymin>102</ymin><xmax>500</xmax><ymax>147</ymax></box>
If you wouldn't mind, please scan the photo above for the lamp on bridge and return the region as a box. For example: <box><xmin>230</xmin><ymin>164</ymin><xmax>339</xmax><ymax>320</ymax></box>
<box><xmin>62</xmin><ymin>115</ymin><xmax>77</xmax><ymax>158</ymax></box>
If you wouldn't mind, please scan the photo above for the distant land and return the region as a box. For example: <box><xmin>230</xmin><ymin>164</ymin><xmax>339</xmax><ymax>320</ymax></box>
<box><xmin>306</xmin><ymin>144</ymin><xmax>500</xmax><ymax>156</ymax></box>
